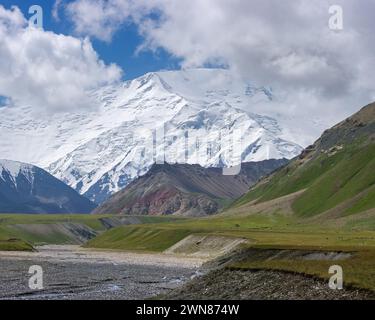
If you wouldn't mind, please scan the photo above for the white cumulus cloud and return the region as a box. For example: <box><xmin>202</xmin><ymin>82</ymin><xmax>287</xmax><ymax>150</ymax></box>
<box><xmin>64</xmin><ymin>0</ymin><xmax>375</xmax><ymax>123</ymax></box>
<box><xmin>0</xmin><ymin>5</ymin><xmax>122</xmax><ymax>113</ymax></box>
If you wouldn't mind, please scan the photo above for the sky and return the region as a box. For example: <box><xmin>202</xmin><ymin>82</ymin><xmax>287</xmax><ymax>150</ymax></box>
<box><xmin>0</xmin><ymin>0</ymin><xmax>374</xmax><ymax>120</ymax></box>
<box><xmin>0</xmin><ymin>0</ymin><xmax>181</xmax><ymax>80</ymax></box>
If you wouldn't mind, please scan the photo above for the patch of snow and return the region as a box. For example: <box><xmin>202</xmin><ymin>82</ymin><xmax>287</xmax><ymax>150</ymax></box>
<box><xmin>0</xmin><ymin>69</ymin><xmax>311</xmax><ymax>203</ymax></box>
<box><xmin>0</xmin><ymin>159</ymin><xmax>35</xmax><ymax>187</ymax></box>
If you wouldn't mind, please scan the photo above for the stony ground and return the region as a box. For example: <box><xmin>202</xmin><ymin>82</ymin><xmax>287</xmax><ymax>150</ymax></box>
<box><xmin>0</xmin><ymin>245</ymin><xmax>203</xmax><ymax>300</ymax></box>
<box><xmin>0</xmin><ymin>245</ymin><xmax>205</xmax><ymax>268</ymax></box>
<box><xmin>0</xmin><ymin>258</ymin><xmax>198</xmax><ymax>300</ymax></box>
<box><xmin>1</xmin><ymin>245</ymin><xmax>374</xmax><ymax>300</ymax></box>
<box><xmin>163</xmin><ymin>268</ymin><xmax>375</xmax><ymax>300</ymax></box>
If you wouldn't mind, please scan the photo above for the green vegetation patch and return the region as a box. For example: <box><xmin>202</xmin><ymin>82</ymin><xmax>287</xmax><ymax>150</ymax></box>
<box><xmin>346</xmin><ymin>185</ymin><xmax>375</xmax><ymax>216</ymax></box>
<box><xmin>0</xmin><ymin>239</ymin><xmax>34</xmax><ymax>251</ymax></box>
<box><xmin>0</xmin><ymin>214</ymin><xmax>109</xmax><ymax>231</ymax></box>
<box><xmin>230</xmin><ymin>249</ymin><xmax>375</xmax><ymax>292</ymax></box>
<box><xmin>85</xmin><ymin>226</ymin><xmax>192</xmax><ymax>252</ymax></box>
<box><xmin>232</xmin><ymin>142</ymin><xmax>375</xmax><ymax>220</ymax></box>
<box><xmin>292</xmin><ymin>144</ymin><xmax>375</xmax><ymax>217</ymax></box>
<box><xmin>233</xmin><ymin>151</ymin><xmax>346</xmax><ymax>207</ymax></box>
<box><xmin>85</xmin><ymin>213</ymin><xmax>375</xmax><ymax>252</ymax></box>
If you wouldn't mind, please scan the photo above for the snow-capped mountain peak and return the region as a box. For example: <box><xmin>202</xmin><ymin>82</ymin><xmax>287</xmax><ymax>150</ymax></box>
<box><xmin>0</xmin><ymin>159</ymin><xmax>34</xmax><ymax>186</ymax></box>
<box><xmin>0</xmin><ymin>68</ymin><xmax>304</xmax><ymax>203</ymax></box>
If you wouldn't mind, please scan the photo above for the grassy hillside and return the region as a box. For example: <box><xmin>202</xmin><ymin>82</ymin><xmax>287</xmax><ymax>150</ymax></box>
<box><xmin>0</xmin><ymin>225</ymin><xmax>34</xmax><ymax>251</ymax></box>
<box><xmin>0</xmin><ymin>239</ymin><xmax>34</xmax><ymax>251</ymax></box>
<box><xmin>234</xmin><ymin>142</ymin><xmax>375</xmax><ymax>217</ymax></box>
<box><xmin>233</xmin><ymin>102</ymin><xmax>375</xmax><ymax>220</ymax></box>
<box><xmin>0</xmin><ymin>214</ymin><xmax>183</xmax><ymax>250</ymax></box>
<box><xmin>293</xmin><ymin>144</ymin><xmax>375</xmax><ymax>217</ymax></box>
<box><xmin>85</xmin><ymin>226</ymin><xmax>192</xmax><ymax>252</ymax></box>
<box><xmin>0</xmin><ymin>214</ymin><xmax>110</xmax><ymax>230</ymax></box>
<box><xmin>85</xmin><ymin>214</ymin><xmax>375</xmax><ymax>250</ymax></box>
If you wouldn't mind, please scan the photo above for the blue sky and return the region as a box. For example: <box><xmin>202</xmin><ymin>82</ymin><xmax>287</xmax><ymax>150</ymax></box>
<box><xmin>0</xmin><ymin>95</ymin><xmax>8</xmax><ymax>107</ymax></box>
<box><xmin>0</xmin><ymin>0</ymin><xmax>374</xmax><ymax>120</ymax></box>
<box><xmin>0</xmin><ymin>0</ymin><xmax>180</xmax><ymax>80</ymax></box>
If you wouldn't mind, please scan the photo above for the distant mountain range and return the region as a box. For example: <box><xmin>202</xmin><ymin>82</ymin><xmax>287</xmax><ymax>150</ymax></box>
<box><xmin>93</xmin><ymin>159</ymin><xmax>288</xmax><ymax>216</ymax></box>
<box><xmin>1</xmin><ymin>99</ymin><xmax>373</xmax><ymax>217</ymax></box>
<box><xmin>0</xmin><ymin>69</ymin><xmax>304</xmax><ymax>204</ymax></box>
<box><xmin>0</xmin><ymin>159</ymin><xmax>96</xmax><ymax>214</ymax></box>
<box><xmin>232</xmin><ymin>102</ymin><xmax>375</xmax><ymax>219</ymax></box>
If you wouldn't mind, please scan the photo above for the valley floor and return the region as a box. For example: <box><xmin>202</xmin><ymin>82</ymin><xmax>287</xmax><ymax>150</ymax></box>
<box><xmin>0</xmin><ymin>245</ymin><xmax>205</xmax><ymax>268</ymax></box>
<box><xmin>1</xmin><ymin>245</ymin><xmax>373</xmax><ymax>300</ymax></box>
<box><xmin>1</xmin><ymin>214</ymin><xmax>374</xmax><ymax>299</ymax></box>
<box><xmin>0</xmin><ymin>245</ymin><xmax>202</xmax><ymax>300</ymax></box>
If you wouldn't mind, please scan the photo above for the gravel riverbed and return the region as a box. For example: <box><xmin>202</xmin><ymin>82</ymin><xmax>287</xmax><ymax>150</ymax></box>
<box><xmin>1</xmin><ymin>245</ymin><xmax>373</xmax><ymax>300</ymax></box>
<box><xmin>0</xmin><ymin>245</ymin><xmax>203</xmax><ymax>300</ymax></box>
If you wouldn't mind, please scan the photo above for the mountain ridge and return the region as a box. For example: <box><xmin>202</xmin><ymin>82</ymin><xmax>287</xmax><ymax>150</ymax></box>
<box><xmin>93</xmin><ymin>159</ymin><xmax>288</xmax><ymax>216</ymax></box>
<box><xmin>232</xmin><ymin>102</ymin><xmax>375</xmax><ymax>219</ymax></box>
<box><xmin>0</xmin><ymin>69</ymin><xmax>306</xmax><ymax>203</ymax></box>
<box><xmin>0</xmin><ymin>159</ymin><xmax>96</xmax><ymax>214</ymax></box>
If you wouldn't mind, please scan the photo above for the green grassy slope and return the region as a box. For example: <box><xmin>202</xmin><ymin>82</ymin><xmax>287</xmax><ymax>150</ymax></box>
<box><xmin>0</xmin><ymin>239</ymin><xmax>34</xmax><ymax>251</ymax></box>
<box><xmin>0</xmin><ymin>225</ymin><xmax>34</xmax><ymax>251</ymax></box>
<box><xmin>234</xmin><ymin>150</ymin><xmax>346</xmax><ymax>207</ymax></box>
<box><xmin>293</xmin><ymin>144</ymin><xmax>375</xmax><ymax>217</ymax></box>
<box><xmin>0</xmin><ymin>214</ymin><xmax>108</xmax><ymax>230</ymax></box>
<box><xmin>0</xmin><ymin>214</ymin><xmax>184</xmax><ymax>250</ymax></box>
<box><xmin>233</xmin><ymin>143</ymin><xmax>375</xmax><ymax>216</ymax></box>
<box><xmin>85</xmin><ymin>226</ymin><xmax>192</xmax><ymax>252</ymax></box>
<box><xmin>85</xmin><ymin>213</ymin><xmax>375</xmax><ymax>251</ymax></box>
<box><xmin>233</xmin><ymin>102</ymin><xmax>375</xmax><ymax>219</ymax></box>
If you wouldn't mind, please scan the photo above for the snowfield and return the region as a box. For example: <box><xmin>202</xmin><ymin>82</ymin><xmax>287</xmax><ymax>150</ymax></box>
<box><xmin>0</xmin><ymin>69</ymin><xmax>316</xmax><ymax>203</ymax></box>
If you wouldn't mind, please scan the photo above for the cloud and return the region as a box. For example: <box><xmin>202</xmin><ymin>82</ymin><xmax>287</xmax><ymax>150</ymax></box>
<box><xmin>64</xmin><ymin>0</ymin><xmax>375</xmax><ymax>122</ymax></box>
<box><xmin>52</xmin><ymin>0</ymin><xmax>63</xmax><ymax>21</ymax></box>
<box><xmin>65</xmin><ymin>0</ymin><xmax>133</xmax><ymax>42</ymax></box>
<box><xmin>0</xmin><ymin>5</ymin><xmax>122</xmax><ymax>113</ymax></box>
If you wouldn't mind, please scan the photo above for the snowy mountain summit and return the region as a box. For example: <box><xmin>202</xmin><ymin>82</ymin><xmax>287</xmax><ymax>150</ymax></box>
<box><xmin>0</xmin><ymin>69</ymin><xmax>303</xmax><ymax>203</ymax></box>
<box><xmin>0</xmin><ymin>159</ymin><xmax>35</xmax><ymax>186</ymax></box>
